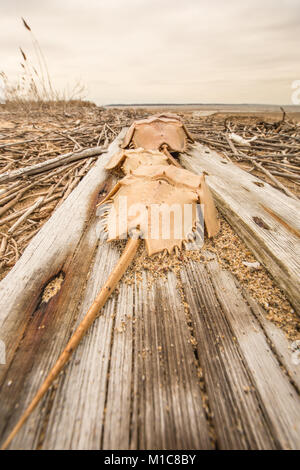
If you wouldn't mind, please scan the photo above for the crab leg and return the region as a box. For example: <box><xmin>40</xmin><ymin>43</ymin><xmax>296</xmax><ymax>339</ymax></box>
<box><xmin>1</xmin><ymin>235</ymin><xmax>141</xmax><ymax>450</ymax></box>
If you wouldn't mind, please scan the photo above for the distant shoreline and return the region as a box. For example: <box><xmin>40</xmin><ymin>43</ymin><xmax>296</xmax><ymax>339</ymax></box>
<box><xmin>105</xmin><ymin>103</ymin><xmax>300</xmax><ymax>114</ymax></box>
<box><xmin>106</xmin><ymin>103</ymin><xmax>300</xmax><ymax>109</ymax></box>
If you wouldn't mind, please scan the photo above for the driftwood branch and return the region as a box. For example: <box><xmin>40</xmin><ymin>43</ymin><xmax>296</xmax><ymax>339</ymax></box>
<box><xmin>225</xmin><ymin>135</ymin><xmax>298</xmax><ymax>201</ymax></box>
<box><xmin>252</xmin><ymin>161</ymin><xmax>298</xmax><ymax>201</ymax></box>
<box><xmin>8</xmin><ymin>197</ymin><xmax>45</xmax><ymax>234</ymax></box>
<box><xmin>0</xmin><ymin>145</ymin><xmax>106</xmax><ymax>184</ymax></box>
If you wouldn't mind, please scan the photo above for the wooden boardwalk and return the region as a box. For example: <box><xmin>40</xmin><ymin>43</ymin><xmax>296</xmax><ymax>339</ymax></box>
<box><xmin>0</xmin><ymin>132</ymin><xmax>299</xmax><ymax>450</ymax></box>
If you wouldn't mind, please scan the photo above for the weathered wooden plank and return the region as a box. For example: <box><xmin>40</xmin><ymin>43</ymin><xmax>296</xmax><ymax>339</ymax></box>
<box><xmin>3</xmin><ymin>219</ymin><xmax>100</xmax><ymax>449</ymax></box>
<box><xmin>38</xmin><ymin>237</ymin><xmax>119</xmax><ymax>450</ymax></box>
<box><xmin>129</xmin><ymin>272</ymin><xmax>212</xmax><ymax>450</ymax></box>
<box><xmin>0</xmin><ymin>131</ymin><xmax>124</xmax><ymax>368</ymax></box>
<box><xmin>181</xmin><ymin>259</ymin><xmax>276</xmax><ymax>450</ymax></box>
<box><xmin>242</xmin><ymin>291</ymin><xmax>300</xmax><ymax>392</ymax></box>
<box><xmin>206</xmin><ymin>258</ymin><xmax>300</xmax><ymax>449</ymax></box>
<box><xmin>40</xmin><ymin>267</ymin><xmax>212</xmax><ymax>450</ymax></box>
<box><xmin>102</xmin><ymin>282</ymin><xmax>135</xmax><ymax>450</ymax></box>
<box><xmin>0</xmin><ymin>132</ymin><xmax>125</xmax><ymax>449</ymax></box>
<box><xmin>180</xmin><ymin>143</ymin><xmax>300</xmax><ymax>313</ymax></box>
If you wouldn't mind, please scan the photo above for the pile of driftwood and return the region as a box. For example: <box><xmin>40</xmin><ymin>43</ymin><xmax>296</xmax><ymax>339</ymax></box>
<box><xmin>0</xmin><ymin>103</ymin><xmax>299</xmax><ymax>281</ymax></box>
<box><xmin>187</xmin><ymin>110</ymin><xmax>300</xmax><ymax>201</ymax></box>
<box><xmin>0</xmin><ymin>103</ymin><xmax>146</xmax><ymax>279</ymax></box>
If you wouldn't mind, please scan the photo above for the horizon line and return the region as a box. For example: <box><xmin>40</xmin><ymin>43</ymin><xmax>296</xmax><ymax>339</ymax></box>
<box><xmin>105</xmin><ymin>103</ymin><xmax>299</xmax><ymax>108</ymax></box>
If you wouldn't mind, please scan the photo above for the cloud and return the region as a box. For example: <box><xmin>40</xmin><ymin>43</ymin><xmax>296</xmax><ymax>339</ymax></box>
<box><xmin>1</xmin><ymin>0</ymin><xmax>300</xmax><ymax>104</ymax></box>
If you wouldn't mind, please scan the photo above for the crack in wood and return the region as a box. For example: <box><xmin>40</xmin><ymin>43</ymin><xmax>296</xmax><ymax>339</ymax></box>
<box><xmin>100</xmin><ymin>286</ymin><xmax>118</xmax><ymax>450</ymax></box>
<box><xmin>202</xmin><ymin>261</ymin><xmax>278</xmax><ymax>448</ymax></box>
<box><xmin>174</xmin><ymin>270</ymin><xmax>217</xmax><ymax>448</ymax></box>
<box><xmin>181</xmin><ymin>259</ymin><xmax>278</xmax><ymax>449</ymax></box>
<box><xmin>241</xmin><ymin>288</ymin><xmax>300</xmax><ymax>395</ymax></box>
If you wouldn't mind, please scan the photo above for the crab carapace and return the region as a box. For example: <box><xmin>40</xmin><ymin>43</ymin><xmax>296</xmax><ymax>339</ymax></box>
<box><xmin>121</xmin><ymin>113</ymin><xmax>194</xmax><ymax>167</ymax></box>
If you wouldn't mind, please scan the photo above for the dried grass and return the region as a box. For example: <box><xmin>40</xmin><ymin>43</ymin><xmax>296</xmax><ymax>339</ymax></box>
<box><xmin>0</xmin><ymin>18</ymin><xmax>85</xmax><ymax>109</ymax></box>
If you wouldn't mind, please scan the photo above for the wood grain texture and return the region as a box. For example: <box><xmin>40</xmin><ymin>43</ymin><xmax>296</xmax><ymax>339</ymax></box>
<box><xmin>37</xmin><ymin>236</ymin><xmax>119</xmax><ymax>450</ymax></box>
<box><xmin>180</xmin><ymin>143</ymin><xmax>300</xmax><ymax>314</ymax></box>
<box><xmin>38</xmin><ymin>258</ymin><xmax>212</xmax><ymax>450</ymax></box>
<box><xmin>206</xmin><ymin>257</ymin><xmax>300</xmax><ymax>449</ymax></box>
<box><xmin>0</xmin><ymin>131</ymin><xmax>124</xmax><ymax>365</ymax></box>
<box><xmin>0</xmin><ymin>131</ymin><xmax>125</xmax><ymax>449</ymax></box>
<box><xmin>129</xmin><ymin>272</ymin><xmax>212</xmax><ymax>450</ymax></box>
<box><xmin>1</xmin><ymin>219</ymin><xmax>100</xmax><ymax>449</ymax></box>
<box><xmin>242</xmin><ymin>291</ymin><xmax>300</xmax><ymax>392</ymax></box>
<box><xmin>1</xmin><ymin>134</ymin><xmax>299</xmax><ymax>450</ymax></box>
<box><xmin>181</xmin><ymin>259</ymin><xmax>276</xmax><ymax>450</ymax></box>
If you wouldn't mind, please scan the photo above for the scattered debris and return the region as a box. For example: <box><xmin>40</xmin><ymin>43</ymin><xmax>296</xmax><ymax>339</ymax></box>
<box><xmin>188</xmin><ymin>112</ymin><xmax>300</xmax><ymax>199</ymax></box>
<box><xmin>242</xmin><ymin>261</ymin><xmax>261</xmax><ymax>270</ymax></box>
<box><xmin>229</xmin><ymin>132</ymin><xmax>256</xmax><ymax>146</ymax></box>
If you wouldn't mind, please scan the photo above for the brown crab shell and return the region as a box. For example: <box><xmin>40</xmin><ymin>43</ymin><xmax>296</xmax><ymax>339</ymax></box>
<box><xmin>121</xmin><ymin>114</ymin><xmax>194</xmax><ymax>153</ymax></box>
<box><xmin>105</xmin><ymin>148</ymin><xmax>169</xmax><ymax>175</ymax></box>
<box><xmin>99</xmin><ymin>164</ymin><xmax>219</xmax><ymax>256</ymax></box>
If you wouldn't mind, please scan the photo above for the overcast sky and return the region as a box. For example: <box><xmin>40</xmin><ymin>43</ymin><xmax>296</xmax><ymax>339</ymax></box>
<box><xmin>1</xmin><ymin>0</ymin><xmax>300</xmax><ymax>105</ymax></box>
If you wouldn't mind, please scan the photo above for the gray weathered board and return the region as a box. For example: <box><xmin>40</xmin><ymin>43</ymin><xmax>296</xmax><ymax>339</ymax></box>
<box><xmin>0</xmin><ymin>133</ymin><xmax>299</xmax><ymax>450</ymax></box>
<box><xmin>181</xmin><ymin>144</ymin><xmax>300</xmax><ymax>314</ymax></box>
